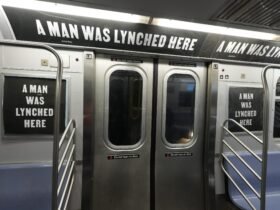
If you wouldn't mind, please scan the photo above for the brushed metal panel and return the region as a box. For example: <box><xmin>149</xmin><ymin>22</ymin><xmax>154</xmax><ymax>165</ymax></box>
<box><xmin>213</xmin><ymin>62</ymin><xmax>264</xmax><ymax>195</ymax></box>
<box><xmin>155</xmin><ymin>60</ymin><xmax>207</xmax><ymax>210</ymax></box>
<box><xmin>92</xmin><ymin>54</ymin><xmax>153</xmax><ymax>210</ymax></box>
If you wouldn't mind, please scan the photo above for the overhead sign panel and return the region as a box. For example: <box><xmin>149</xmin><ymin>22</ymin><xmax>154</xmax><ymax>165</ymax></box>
<box><xmin>3</xmin><ymin>6</ymin><xmax>280</xmax><ymax>64</ymax></box>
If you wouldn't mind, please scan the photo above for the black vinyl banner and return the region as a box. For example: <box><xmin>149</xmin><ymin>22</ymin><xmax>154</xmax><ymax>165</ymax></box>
<box><xmin>4</xmin><ymin>6</ymin><xmax>280</xmax><ymax>64</ymax></box>
<box><xmin>3</xmin><ymin>76</ymin><xmax>66</xmax><ymax>135</ymax></box>
<box><xmin>228</xmin><ymin>87</ymin><xmax>263</xmax><ymax>132</ymax></box>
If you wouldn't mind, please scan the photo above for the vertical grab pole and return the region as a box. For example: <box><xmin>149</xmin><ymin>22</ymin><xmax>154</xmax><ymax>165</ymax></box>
<box><xmin>0</xmin><ymin>40</ymin><xmax>63</xmax><ymax>210</ymax></box>
<box><xmin>52</xmin><ymin>48</ymin><xmax>63</xmax><ymax>210</ymax></box>
<box><xmin>261</xmin><ymin>65</ymin><xmax>279</xmax><ymax>210</ymax></box>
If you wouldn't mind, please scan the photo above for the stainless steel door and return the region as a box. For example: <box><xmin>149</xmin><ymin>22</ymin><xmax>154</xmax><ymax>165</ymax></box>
<box><xmin>92</xmin><ymin>54</ymin><xmax>153</xmax><ymax>210</ymax></box>
<box><xmin>154</xmin><ymin>60</ymin><xmax>207</xmax><ymax>210</ymax></box>
<box><xmin>91</xmin><ymin>55</ymin><xmax>207</xmax><ymax>210</ymax></box>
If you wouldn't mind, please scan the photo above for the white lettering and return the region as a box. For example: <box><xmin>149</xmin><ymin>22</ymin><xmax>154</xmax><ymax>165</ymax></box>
<box><xmin>241</xmin><ymin>102</ymin><xmax>252</xmax><ymax>109</ymax></box>
<box><xmin>36</xmin><ymin>19</ymin><xmax>46</xmax><ymax>36</ymax></box>
<box><xmin>143</xmin><ymin>33</ymin><xmax>152</xmax><ymax>46</ymax></box>
<box><xmin>22</xmin><ymin>84</ymin><xmax>27</xmax><ymax>93</ymax></box>
<box><xmin>238</xmin><ymin>43</ymin><xmax>249</xmax><ymax>54</ymax></box>
<box><xmin>47</xmin><ymin>21</ymin><xmax>61</xmax><ymax>37</ymax></box>
<box><xmin>151</xmin><ymin>34</ymin><xmax>160</xmax><ymax>47</ymax></box>
<box><xmin>136</xmin><ymin>33</ymin><xmax>144</xmax><ymax>45</ymax></box>
<box><xmin>189</xmin><ymin>39</ymin><xmax>198</xmax><ymax>51</ymax></box>
<box><xmin>16</xmin><ymin>108</ymin><xmax>54</xmax><ymax>117</ymax></box>
<box><xmin>127</xmin><ymin>31</ymin><xmax>136</xmax><ymax>45</ymax></box>
<box><xmin>216</xmin><ymin>41</ymin><xmax>225</xmax><ymax>53</ymax></box>
<box><xmin>103</xmin><ymin>28</ymin><xmax>110</xmax><ymax>42</ymax></box>
<box><xmin>95</xmin><ymin>27</ymin><xmax>103</xmax><ymax>42</ymax></box>
<box><xmin>81</xmin><ymin>25</ymin><xmax>94</xmax><ymax>40</ymax></box>
<box><xmin>69</xmin><ymin>24</ymin><xmax>79</xmax><ymax>39</ymax></box>
<box><xmin>24</xmin><ymin>119</ymin><xmax>47</xmax><ymax>128</ymax></box>
<box><xmin>225</xmin><ymin>42</ymin><xmax>237</xmax><ymax>53</ymax></box>
<box><xmin>158</xmin><ymin>35</ymin><xmax>167</xmax><ymax>48</ymax></box>
<box><xmin>114</xmin><ymin>29</ymin><xmax>120</xmax><ymax>44</ymax></box>
<box><xmin>120</xmin><ymin>30</ymin><xmax>127</xmax><ymax>44</ymax></box>
<box><xmin>61</xmin><ymin>23</ymin><xmax>70</xmax><ymax>38</ymax></box>
<box><xmin>168</xmin><ymin>36</ymin><xmax>177</xmax><ymax>49</ymax></box>
<box><xmin>247</xmin><ymin>44</ymin><xmax>259</xmax><ymax>55</ymax></box>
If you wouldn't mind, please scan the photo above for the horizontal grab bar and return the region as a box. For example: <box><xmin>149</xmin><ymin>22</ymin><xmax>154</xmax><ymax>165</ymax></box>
<box><xmin>58</xmin><ymin>161</ymin><xmax>75</xmax><ymax>210</ymax></box>
<box><xmin>223</xmin><ymin>127</ymin><xmax>262</xmax><ymax>162</ymax></box>
<box><xmin>222</xmin><ymin>154</ymin><xmax>261</xmax><ymax>199</ymax></box>
<box><xmin>223</xmin><ymin>140</ymin><xmax>261</xmax><ymax>181</ymax></box>
<box><xmin>59</xmin><ymin>120</ymin><xmax>76</xmax><ymax>149</ymax></box>
<box><xmin>58</xmin><ymin>128</ymin><xmax>76</xmax><ymax>171</ymax></box>
<box><xmin>61</xmin><ymin>175</ymin><xmax>75</xmax><ymax>210</ymax></box>
<box><xmin>223</xmin><ymin>119</ymin><xmax>263</xmax><ymax>144</ymax></box>
<box><xmin>57</xmin><ymin>145</ymin><xmax>75</xmax><ymax>195</ymax></box>
<box><xmin>221</xmin><ymin>163</ymin><xmax>257</xmax><ymax>210</ymax></box>
<box><xmin>221</xmin><ymin>117</ymin><xmax>265</xmax><ymax>210</ymax></box>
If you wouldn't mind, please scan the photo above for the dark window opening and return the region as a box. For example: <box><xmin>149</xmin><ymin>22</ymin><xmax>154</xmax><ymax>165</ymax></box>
<box><xmin>165</xmin><ymin>74</ymin><xmax>196</xmax><ymax>144</ymax></box>
<box><xmin>108</xmin><ymin>70</ymin><xmax>143</xmax><ymax>146</ymax></box>
<box><xmin>276</xmin><ymin>82</ymin><xmax>280</xmax><ymax>96</ymax></box>
<box><xmin>274</xmin><ymin>101</ymin><xmax>280</xmax><ymax>138</ymax></box>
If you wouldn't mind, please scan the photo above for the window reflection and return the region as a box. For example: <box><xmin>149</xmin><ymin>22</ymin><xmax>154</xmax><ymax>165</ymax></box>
<box><xmin>165</xmin><ymin>74</ymin><xmax>196</xmax><ymax>144</ymax></box>
<box><xmin>274</xmin><ymin>101</ymin><xmax>280</xmax><ymax>138</ymax></box>
<box><xmin>108</xmin><ymin>70</ymin><xmax>143</xmax><ymax>146</ymax></box>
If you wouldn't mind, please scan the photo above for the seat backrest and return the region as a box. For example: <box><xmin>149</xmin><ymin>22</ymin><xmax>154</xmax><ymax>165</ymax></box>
<box><xmin>225</xmin><ymin>151</ymin><xmax>280</xmax><ymax>198</ymax></box>
<box><xmin>0</xmin><ymin>163</ymin><xmax>52</xmax><ymax>210</ymax></box>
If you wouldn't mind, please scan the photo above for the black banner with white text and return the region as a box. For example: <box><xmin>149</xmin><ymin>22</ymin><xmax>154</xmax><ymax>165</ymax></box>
<box><xmin>228</xmin><ymin>87</ymin><xmax>263</xmax><ymax>132</ymax></box>
<box><xmin>3</xmin><ymin>76</ymin><xmax>66</xmax><ymax>135</ymax></box>
<box><xmin>4</xmin><ymin>6</ymin><xmax>280</xmax><ymax>64</ymax></box>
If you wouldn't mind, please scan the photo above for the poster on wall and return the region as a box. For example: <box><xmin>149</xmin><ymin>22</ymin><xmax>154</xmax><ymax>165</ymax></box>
<box><xmin>3</xmin><ymin>76</ymin><xmax>66</xmax><ymax>135</ymax></box>
<box><xmin>228</xmin><ymin>87</ymin><xmax>263</xmax><ymax>132</ymax></box>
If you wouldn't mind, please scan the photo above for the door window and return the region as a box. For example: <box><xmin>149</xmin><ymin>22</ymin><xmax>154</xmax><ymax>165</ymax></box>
<box><xmin>164</xmin><ymin>73</ymin><xmax>196</xmax><ymax>145</ymax></box>
<box><xmin>274</xmin><ymin>79</ymin><xmax>280</xmax><ymax>137</ymax></box>
<box><xmin>107</xmin><ymin>70</ymin><xmax>144</xmax><ymax>146</ymax></box>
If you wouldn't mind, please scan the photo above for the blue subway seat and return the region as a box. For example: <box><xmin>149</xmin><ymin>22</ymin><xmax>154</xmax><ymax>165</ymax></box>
<box><xmin>225</xmin><ymin>152</ymin><xmax>280</xmax><ymax>210</ymax></box>
<box><xmin>0</xmin><ymin>163</ymin><xmax>52</xmax><ymax>210</ymax></box>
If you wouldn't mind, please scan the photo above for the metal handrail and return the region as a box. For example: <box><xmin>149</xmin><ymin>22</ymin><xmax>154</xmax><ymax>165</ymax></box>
<box><xmin>0</xmin><ymin>40</ymin><xmax>63</xmax><ymax>210</ymax></box>
<box><xmin>58</xmin><ymin>162</ymin><xmax>75</xmax><ymax>210</ymax></box>
<box><xmin>57</xmin><ymin>145</ymin><xmax>75</xmax><ymax>194</ymax></box>
<box><xmin>223</xmin><ymin>140</ymin><xmax>261</xmax><ymax>180</ymax></box>
<box><xmin>58</xmin><ymin>127</ymin><xmax>76</xmax><ymax>171</ymax></box>
<box><xmin>223</xmin><ymin>127</ymin><xmax>262</xmax><ymax>162</ymax></box>
<box><xmin>61</xmin><ymin>175</ymin><xmax>75</xmax><ymax>210</ymax></box>
<box><xmin>222</xmin><ymin>153</ymin><xmax>261</xmax><ymax>198</ymax></box>
<box><xmin>221</xmin><ymin>164</ymin><xmax>257</xmax><ymax>210</ymax></box>
<box><xmin>220</xmin><ymin>119</ymin><xmax>264</xmax><ymax>210</ymax></box>
<box><xmin>59</xmin><ymin>119</ymin><xmax>76</xmax><ymax>148</ymax></box>
<box><xmin>260</xmin><ymin>65</ymin><xmax>280</xmax><ymax>210</ymax></box>
<box><xmin>59</xmin><ymin>119</ymin><xmax>74</xmax><ymax>149</ymax></box>
<box><xmin>223</xmin><ymin>119</ymin><xmax>263</xmax><ymax>144</ymax></box>
<box><xmin>57</xmin><ymin>119</ymin><xmax>76</xmax><ymax>210</ymax></box>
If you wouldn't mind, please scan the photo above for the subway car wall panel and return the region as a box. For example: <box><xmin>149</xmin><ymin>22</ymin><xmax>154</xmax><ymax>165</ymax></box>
<box><xmin>1</xmin><ymin>1</ymin><xmax>280</xmax><ymax>210</ymax></box>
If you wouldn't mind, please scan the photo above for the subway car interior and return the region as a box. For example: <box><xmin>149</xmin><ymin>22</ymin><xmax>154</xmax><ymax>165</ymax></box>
<box><xmin>2</xmin><ymin>0</ymin><xmax>280</xmax><ymax>210</ymax></box>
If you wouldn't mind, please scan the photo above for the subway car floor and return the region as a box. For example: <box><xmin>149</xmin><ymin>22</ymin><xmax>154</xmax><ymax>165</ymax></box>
<box><xmin>216</xmin><ymin>195</ymin><xmax>240</xmax><ymax>210</ymax></box>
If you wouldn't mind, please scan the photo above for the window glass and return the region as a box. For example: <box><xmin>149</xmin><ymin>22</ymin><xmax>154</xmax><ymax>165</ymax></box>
<box><xmin>276</xmin><ymin>81</ymin><xmax>280</xmax><ymax>96</ymax></box>
<box><xmin>165</xmin><ymin>74</ymin><xmax>196</xmax><ymax>144</ymax></box>
<box><xmin>108</xmin><ymin>70</ymin><xmax>143</xmax><ymax>146</ymax></box>
<box><xmin>273</xmin><ymin>101</ymin><xmax>280</xmax><ymax>138</ymax></box>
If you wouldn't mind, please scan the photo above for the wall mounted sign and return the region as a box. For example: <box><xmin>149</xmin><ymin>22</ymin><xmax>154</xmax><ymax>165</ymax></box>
<box><xmin>3</xmin><ymin>76</ymin><xmax>66</xmax><ymax>135</ymax></box>
<box><xmin>228</xmin><ymin>87</ymin><xmax>263</xmax><ymax>132</ymax></box>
